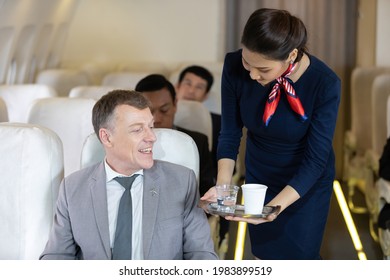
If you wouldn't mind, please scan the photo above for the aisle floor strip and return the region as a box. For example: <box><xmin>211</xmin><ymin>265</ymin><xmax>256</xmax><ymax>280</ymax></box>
<box><xmin>333</xmin><ymin>180</ymin><xmax>367</xmax><ymax>260</ymax></box>
<box><xmin>234</xmin><ymin>180</ymin><xmax>368</xmax><ymax>260</ymax></box>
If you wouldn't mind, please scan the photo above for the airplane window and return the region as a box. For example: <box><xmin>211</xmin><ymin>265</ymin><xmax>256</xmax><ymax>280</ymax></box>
<box><xmin>14</xmin><ymin>25</ymin><xmax>35</xmax><ymax>83</ymax></box>
<box><xmin>0</xmin><ymin>27</ymin><xmax>14</xmax><ymax>84</ymax></box>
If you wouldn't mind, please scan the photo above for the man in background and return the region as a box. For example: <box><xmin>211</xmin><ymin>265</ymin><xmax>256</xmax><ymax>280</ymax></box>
<box><xmin>175</xmin><ymin>66</ymin><xmax>228</xmax><ymax>253</ymax></box>
<box><xmin>135</xmin><ymin>74</ymin><xmax>215</xmax><ymax>197</ymax></box>
<box><xmin>175</xmin><ymin>65</ymin><xmax>221</xmax><ymax>170</ymax></box>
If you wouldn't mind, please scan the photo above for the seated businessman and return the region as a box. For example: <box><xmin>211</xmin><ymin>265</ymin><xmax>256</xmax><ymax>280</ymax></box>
<box><xmin>40</xmin><ymin>89</ymin><xmax>218</xmax><ymax>260</ymax></box>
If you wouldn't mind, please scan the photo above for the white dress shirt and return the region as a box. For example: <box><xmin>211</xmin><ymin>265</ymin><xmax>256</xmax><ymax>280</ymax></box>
<box><xmin>104</xmin><ymin>160</ymin><xmax>144</xmax><ymax>260</ymax></box>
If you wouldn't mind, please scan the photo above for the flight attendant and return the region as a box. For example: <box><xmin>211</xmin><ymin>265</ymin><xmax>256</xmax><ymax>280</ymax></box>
<box><xmin>202</xmin><ymin>8</ymin><xmax>341</xmax><ymax>259</ymax></box>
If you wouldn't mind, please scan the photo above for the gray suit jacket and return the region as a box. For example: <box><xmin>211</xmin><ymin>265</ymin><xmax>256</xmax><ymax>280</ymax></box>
<box><xmin>40</xmin><ymin>160</ymin><xmax>218</xmax><ymax>260</ymax></box>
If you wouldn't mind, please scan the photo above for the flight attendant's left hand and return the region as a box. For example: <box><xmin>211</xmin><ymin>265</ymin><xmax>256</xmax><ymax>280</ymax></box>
<box><xmin>224</xmin><ymin>211</ymin><xmax>278</xmax><ymax>225</ymax></box>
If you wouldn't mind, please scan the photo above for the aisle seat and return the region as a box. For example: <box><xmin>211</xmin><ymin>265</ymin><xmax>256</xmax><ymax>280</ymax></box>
<box><xmin>27</xmin><ymin>97</ymin><xmax>95</xmax><ymax>177</ymax></box>
<box><xmin>36</xmin><ymin>69</ymin><xmax>89</xmax><ymax>96</ymax></box>
<box><xmin>174</xmin><ymin>99</ymin><xmax>213</xmax><ymax>151</ymax></box>
<box><xmin>69</xmin><ymin>85</ymin><xmax>117</xmax><ymax>100</ymax></box>
<box><xmin>0</xmin><ymin>84</ymin><xmax>57</xmax><ymax>122</ymax></box>
<box><xmin>0</xmin><ymin>97</ymin><xmax>8</xmax><ymax>122</ymax></box>
<box><xmin>80</xmin><ymin>128</ymin><xmax>200</xmax><ymax>184</ymax></box>
<box><xmin>344</xmin><ymin>67</ymin><xmax>390</xmax><ymax>213</ymax></box>
<box><xmin>102</xmin><ymin>71</ymin><xmax>151</xmax><ymax>89</ymax></box>
<box><xmin>0</xmin><ymin>123</ymin><xmax>63</xmax><ymax>259</ymax></box>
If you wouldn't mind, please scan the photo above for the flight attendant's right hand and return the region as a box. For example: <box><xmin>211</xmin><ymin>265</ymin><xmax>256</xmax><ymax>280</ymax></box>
<box><xmin>200</xmin><ymin>186</ymin><xmax>217</xmax><ymax>202</ymax></box>
<box><xmin>198</xmin><ymin>186</ymin><xmax>217</xmax><ymax>213</ymax></box>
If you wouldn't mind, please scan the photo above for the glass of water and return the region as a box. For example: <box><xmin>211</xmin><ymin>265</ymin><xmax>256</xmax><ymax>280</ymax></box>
<box><xmin>215</xmin><ymin>184</ymin><xmax>240</xmax><ymax>213</ymax></box>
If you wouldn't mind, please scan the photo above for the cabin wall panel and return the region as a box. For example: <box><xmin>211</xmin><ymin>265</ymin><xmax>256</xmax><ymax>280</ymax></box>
<box><xmin>0</xmin><ymin>0</ymin><xmax>80</xmax><ymax>84</ymax></box>
<box><xmin>61</xmin><ymin>0</ymin><xmax>226</xmax><ymax>71</ymax></box>
<box><xmin>0</xmin><ymin>27</ymin><xmax>14</xmax><ymax>84</ymax></box>
<box><xmin>376</xmin><ymin>0</ymin><xmax>390</xmax><ymax>66</ymax></box>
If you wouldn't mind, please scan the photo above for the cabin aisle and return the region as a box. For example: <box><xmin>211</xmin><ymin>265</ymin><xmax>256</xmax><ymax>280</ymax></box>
<box><xmin>320</xmin><ymin>182</ymin><xmax>382</xmax><ymax>260</ymax></box>
<box><xmin>223</xmin><ymin>181</ymin><xmax>383</xmax><ymax>260</ymax></box>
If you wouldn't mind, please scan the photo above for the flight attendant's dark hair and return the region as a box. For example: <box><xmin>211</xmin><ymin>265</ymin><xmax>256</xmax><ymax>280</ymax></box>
<box><xmin>241</xmin><ymin>8</ymin><xmax>308</xmax><ymax>62</ymax></box>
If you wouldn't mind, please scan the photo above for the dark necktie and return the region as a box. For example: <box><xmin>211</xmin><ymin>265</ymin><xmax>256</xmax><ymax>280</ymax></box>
<box><xmin>263</xmin><ymin>62</ymin><xmax>307</xmax><ymax>126</ymax></box>
<box><xmin>112</xmin><ymin>174</ymin><xmax>139</xmax><ymax>260</ymax></box>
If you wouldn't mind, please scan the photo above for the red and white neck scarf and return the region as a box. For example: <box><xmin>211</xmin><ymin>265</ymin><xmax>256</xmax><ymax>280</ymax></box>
<box><xmin>263</xmin><ymin>63</ymin><xmax>307</xmax><ymax>126</ymax></box>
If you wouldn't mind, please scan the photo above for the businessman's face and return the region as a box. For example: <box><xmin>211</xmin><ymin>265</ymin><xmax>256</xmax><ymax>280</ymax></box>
<box><xmin>102</xmin><ymin>105</ymin><xmax>156</xmax><ymax>175</ymax></box>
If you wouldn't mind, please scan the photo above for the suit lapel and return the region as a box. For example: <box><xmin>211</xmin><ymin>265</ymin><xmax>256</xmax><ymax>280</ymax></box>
<box><xmin>142</xmin><ymin>163</ymin><xmax>161</xmax><ymax>259</ymax></box>
<box><xmin>90</xmin><ymin>162</ymin><xmax>111</xmax><ymax>259</ymax></box>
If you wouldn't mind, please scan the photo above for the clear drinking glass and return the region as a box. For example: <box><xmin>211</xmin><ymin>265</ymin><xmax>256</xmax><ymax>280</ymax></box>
<box><xmin>215</xmin><ymin>184</ymin><xmax>240</xmax><ymax>213</ymax></box>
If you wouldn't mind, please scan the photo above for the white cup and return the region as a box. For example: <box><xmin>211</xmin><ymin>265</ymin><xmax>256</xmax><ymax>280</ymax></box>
<box><xmin>241</xmin><ymin>184</ymin><xmax>268</xmax><ymax>214</ymax></box>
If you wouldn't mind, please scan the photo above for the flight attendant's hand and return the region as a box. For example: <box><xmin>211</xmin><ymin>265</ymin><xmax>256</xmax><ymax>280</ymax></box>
<box><xmin>224</xmin><ymin>211</ymin><xmax>278</xmax><ymax>225</ymax></box>
<box><xmin>201</xmin><ymin>186</ymin><xmax>217</xmax><ymax>201</ymax></box>
<box><xmin>198</xmin><ymin>186</ymin><xmax>217</xmax><ymax>213</ymax></box>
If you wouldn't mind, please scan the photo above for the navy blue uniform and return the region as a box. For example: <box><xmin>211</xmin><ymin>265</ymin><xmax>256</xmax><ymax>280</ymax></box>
<box><xmin>218</xmin><ymin>50</ymin><xmax>341</xmax><ymax>259</ymax></box>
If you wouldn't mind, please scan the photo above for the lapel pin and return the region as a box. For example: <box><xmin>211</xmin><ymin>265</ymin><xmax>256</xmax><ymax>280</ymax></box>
<box><xmin>150</xmin><ymin>188</ymin><xmax>158</xmax><ymax>196</ymax></box>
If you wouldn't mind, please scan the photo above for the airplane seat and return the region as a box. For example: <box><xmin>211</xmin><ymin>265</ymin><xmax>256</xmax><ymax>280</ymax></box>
<box><xmin>371</xmin><ymin>75</ymin><xmax>390</xmax><ymax>162</ymax></box>
<box><xmin>0</xmin><ymin>97</ymin><xmax>8</xmax><ymax>122</ymax></box>
<box><xmin>0</xmin><ymin>122</ymin><xmax>63</xmax><ymax>259</ymax></box>
<box><xmin>35</xmin><ymin>69</ymin><xmax>90</xmax><ymax>96</ymax></box>
<box><xmin>174</xmin><ymin>99</ymin><xmax>213</xmax><ymax>151</ymax></box>
<box><xmin>363</xmin><ymin>74</ymin><xmax>390</xmax><ymax>239</ymax></box>
<box><xmin>78</xmin><ymin>128</ymin><xmax>224</xmax><ymax>250</ymax></box>
<box><xmin>69</xmin><ymin>85</ymin><xmax>117</xmax><ymax>100</ymax></box>
<box><xmin>200</xmin><ymin>72</ymin><xmax>222</xmax><ymax>163</ymax></box>
<box><xmin>152</xmin><ymin>128</ymin><xmax>200</xmax><ymax>183</ymax></box>
<box><xmin>80</xmin><ymin>132</ymin><xmax>105</xmax><ymax>169</ymax></box>
<box><xmin>388</xmin><ymin>96</ymin><xmax>390</xmax><ymax>135</ymax></box>
<box><xmin>203</xmin><ymin>88</ymin><xmax>221</xmax><ymax>116</ymax></box>
<box><xmin>376</xmin><ymin>95</ymin><xmax>390</xmax><ymax>259</ymax></box>
<box><xmin>101</xmin><ymin>71</ymin><xmax>151</xmax><ymax>89</ymax></box>
<box><xmin>168</xmin><ymin>69</ymin><xmax>181</xmax><ymax>87</ymax></box>
<box><xmin>377</xmin><ymin>178</ymin><xmax>390</xmax><ymax>259</ymax></box>
<box><xmin>27</xmin><ymin>97</ymin><xmax>96</xmax><ymax>177</ymax></box>
<box><xmin>343</xmin><ymin>67</ymin><xmax>390</xmax><ymax>214</ymax></box>
<box><xmin>79</xmin><ymin>63</ymin><xmax>114</xmax><ymax>85</ymax></box>
<box><xmin>81</xmin><ymin>128</ymin><xmax>200</xmax><ymax>184</ymax></box>
<box><xmin>117</xmin><ymin>62</ymin><xmax>171</xmax><ymax>77</ymax></box>
<box><xmin>0</xmin><ymin>84</ymin><xmax>57</xmax><ymax>122</ymax></box>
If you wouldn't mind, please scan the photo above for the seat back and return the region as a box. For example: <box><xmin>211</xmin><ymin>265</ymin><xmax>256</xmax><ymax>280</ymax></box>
<box><xmin>203</xmin><ymin>89</ymin><xmax>221</xmax><ymax>115</ymax></box>
<box><xmin>153</xmin><ymin>128</ymin><xmax>199</xmax><ymax>182</ymax></box>
<box><xmin>0</xmin><ymin>97</ymin><xmax>8</xmax><ymax>122</ymax></box>
<box><xmin>80</xmin><ymin>132</ymin><xmax>105</xmax><ymax>169</ymax></box>
<box><xmin>102</xmin><ymin>71</ymin><xmax>151</xmax><ymax>89</ymax></box>
<box><xmin>203</xmin><ymin>71</ymin><xmax>221</xmax><ymax>115</ymax></box>
<box><xmin>0</xmin><ymin>84</ymin><xmax>57</xmax><ymax>122</ymax></box>
<box><xmin>346</xmin><ymin>68</ymin><xmax>390</xmax><ymax>219</ymax></box>
<box><xmin>378</xmin><ymin>102</ymin><xmax>390</xmax><ymax>258</ymax></box>
<box><xmin>388</xmin><ymin>96</ymin><xmax>390</xmax><ymax>137</ymax></box>
<box><xmin>35</xmin><ymin>69</ymin><xmax>89</xmax><ymax>96</ymax></box>
<box><xmin>174</xmin><ymin>99</ymin><xmax>212</xmax><ymax>150</ymax></box>
<box><xmin>79</xmin><ymin>62</ymin><xmax>113</xmax><ymax>85</ymax></box>
<box><xmin>372</xmin><ymin>74</ymin><xmax>390</xmax><ymax>155</ymax></box>
<box><xmin>69</xmin><ymin>85</ymin><xmax>117</xmax><ymax>100</ymax></box>
<box><xmin>0</xmin><ymin>123</ymin><xmax>63</xmax><ymax>259</ymax></box>
<box><xmin>350</xmin><ymin>67</ymin><xmax>390</xmax><ymax>153</ymax></box>
<box><xmin>27</xmin><ymin>97</ymin><xmax>95</xmax><ymax>177</ymax></box>
<box><xmin>81</xmin><ymin>128</ymin><xmax>200</xmax><ymax>182</ymax></box>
